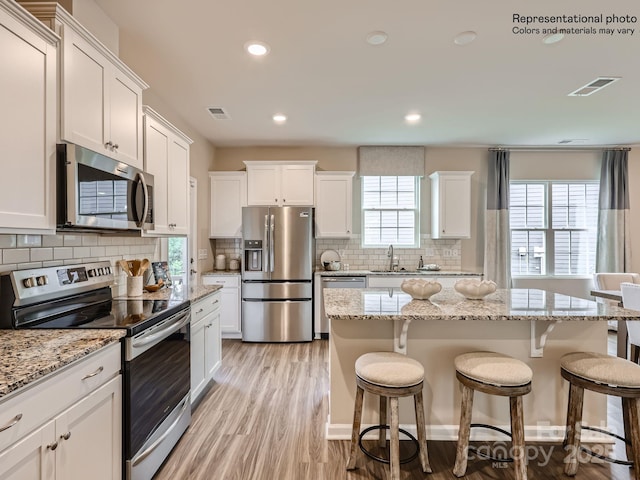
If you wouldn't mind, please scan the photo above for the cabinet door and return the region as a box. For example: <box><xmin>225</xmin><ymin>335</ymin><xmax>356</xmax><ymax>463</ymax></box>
<box><xmin>0</xmin><ymin>10</ymin><xmax>56</xmax><ymax>233</ymax></box>
<box><xmin>62</xmin><ymin>27</ymin><xmax>108</xmax><ymax>155</ymax></box>
<box><xmin>55</xmin><ymin>377</ymin><xmax>122</xmax><ymax>480</ymax></box>
<box><xmin>108</xmin><ymin>71</ymin><xmax>143</xmax><ymax>169</ymax></box>
<box><xmin>439</xmin><ymin>175</ymin><xmax>471</xmax><ymax>238</ymax></box>
<box><xmin>220</xmin><ymin>288</ymin><xmax>241</xmax><ymax>335</ymax></box>
<box><xmin>168</xmin><ymin>138</ymin><xmax>190</xmax><ymax>234</ymax></box>
<box><xmin>315</xmin><ymin>175</ymin><xmax>353</xmax><ymax>237</ymax></box>
<box><xmin>205</xmin><ymin>310</ymin><xmax>222</xmax><ymax>379</ymax></box>
<box><xmin>246</xmin><ymin>165</ymin><xmax>280</xmax><ymax>206</ymax></box>
<box><xmin>210</xmin><ymin>173</ymin><xmax>246</xmax><ymax>238</ymax></box>
<box><xmin>0</xmin><ymin>421</ymin><xmax>55</xmax><ymax>480</ymax></box>
<box><xmin>144</xmin><ymin>118</ymin><xmax>170</xmax><ymax>234</ymax></box>
<box><xmin>281</xmin><ymin>165</ymin><xmax>315</xmax><ymax>205</ymax></box>
<box><xmin>190</xmin><ymin>318</ymin><xmax>207</xmax><ymax>404</ymax></box>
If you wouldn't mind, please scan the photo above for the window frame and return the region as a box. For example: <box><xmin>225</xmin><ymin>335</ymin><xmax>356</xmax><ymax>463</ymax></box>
<box><xmin>509</xmin><ymin>180</ymin><xmax>599</xmax><ymax>277</ymax></box>
<box><xmin>360</xmin><ymin>176</ymin><xmax>421</xmax><ymax>249</ymax></box>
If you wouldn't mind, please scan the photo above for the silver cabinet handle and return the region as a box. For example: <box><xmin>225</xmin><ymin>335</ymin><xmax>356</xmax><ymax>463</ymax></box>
<box><xmin>60</xmin><ymin>431</ymin><xmax>71</xmax><ymax>440</ymax></box>
<box><xmin>47</xmin><ymin>441</ymin><xmax>58</xmax><ymax>451</ymax></box>
<box><xmin>113</xmin><ymin>143</ymin><xmax>119</xmax><ymax>150</ymax></box>
<box><xmin>81</xmin><ymin>366</ymin><xmax>104</xmax><ymax>380</ymax></box>
<box><xmin>105</xmin><ymin>141</ymin><xmax>113</xmax><ymax>149</ymax></box>
<box><xmin>0</xmin><ymin>413</ymin><xmax>22</xmax><ymax>432</ymax></box>
<box><xmin>196</xmin><ymin>308</ymin><xmax>204</xmax><ymax>313</ymax></box>
<box><xmin>212</xmin><ymin>300</ymin><xmax>219</xmax><ymax>305</ymax></box>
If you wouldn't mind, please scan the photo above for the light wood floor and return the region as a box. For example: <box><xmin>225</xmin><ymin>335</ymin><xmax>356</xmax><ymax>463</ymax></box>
<box><xmin>154</xmin><ymin>337</ymin><xmax>635</xmax><ymax>479</ymax></box>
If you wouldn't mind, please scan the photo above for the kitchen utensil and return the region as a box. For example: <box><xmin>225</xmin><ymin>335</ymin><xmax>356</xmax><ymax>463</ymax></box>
<box><xmin>323</xmin><ymin>261</ymin><xmax>341</xmax><ymax>271</ymax></box>
<box><xmin>320</xmin><ymin>249</ymin><xmax>340</xmax><ymax>264</ymax></box>
<box><xmin>127</xmin><ymin>276</ymin><xmax>143</xmax><ymax>296</ymax></box>
<box><xmin>139</xmin><ymin>258</ymin><xmax>150</xmax><ymax>276</ymax></box>
<box><xmin>130</xmin><ymin>260</ymin><xmax>141</xmax><ymax>276</ymax></box>
<box><xmin>118</xmin><ymin>259</ymin><xmax>132</xmax><ymax>276</ymax></box>
<box><xmin>143</xmin><ymin>279</ymin><xmax>164</xmax><ymax>292</ymax></box>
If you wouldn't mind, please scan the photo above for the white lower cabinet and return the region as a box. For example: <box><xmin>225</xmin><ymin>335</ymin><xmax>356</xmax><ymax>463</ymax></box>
<box><xmin>0</xmin><ymin>344</ymin><xmax>122</xmax><ymax>480</ymax></box>
<box><xmin>201</xmin><ymin>275</ymin><xmax>241</xmax><ymax>338</ymax></box>
<box><xmin>190</xmin><ymin>292</ymin><xmax>222</xmax><ymax>405</ymax></box>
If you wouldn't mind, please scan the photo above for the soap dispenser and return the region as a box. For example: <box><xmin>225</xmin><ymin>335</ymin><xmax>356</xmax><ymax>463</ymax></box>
<box><xmin>418</xmin><ymin>255</ymin><xmax>424</xmax><ymax>269</ymax></box>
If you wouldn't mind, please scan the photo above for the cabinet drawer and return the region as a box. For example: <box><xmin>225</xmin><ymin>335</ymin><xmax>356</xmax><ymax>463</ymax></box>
<box><xmin>0</xmin><ymin>343</ymin><xmax>120</xmax><ymax>453</ymax></box>
<box><xmin>191</xmin><ymin>292</ymin><xmax>221</xmax><ymax>324</ymax></box>
<box><xmin>202</xmin><ymin>275</ymin><xmax>240</xmax><ymax>288</ymax></box>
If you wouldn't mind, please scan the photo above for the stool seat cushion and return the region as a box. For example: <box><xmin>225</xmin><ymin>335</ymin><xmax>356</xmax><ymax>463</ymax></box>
<box><xmin>455</xmin><ymin>351</ymin><xmax>533</xmax><ymax>387</ymax></box>
<box><xmin>561</xmin><ymin>352</ymin><xmax>640</xmax><ymax>388</ymax></box>
<box><xmin>355</xmin><ymin>352</ymin><xmax>424</xmax><ymax>387</ymax></box>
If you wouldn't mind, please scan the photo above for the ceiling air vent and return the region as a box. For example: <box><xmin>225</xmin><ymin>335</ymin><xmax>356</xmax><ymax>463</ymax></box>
<box><xmin>207</xmin><ymin>107</ymin><xmax>230</xmax><ymax>120</ymax></box>
<box><xmin>568</xmin><ymin>77</ymin><xmax>620</xmax><ymax>97</ymax></box>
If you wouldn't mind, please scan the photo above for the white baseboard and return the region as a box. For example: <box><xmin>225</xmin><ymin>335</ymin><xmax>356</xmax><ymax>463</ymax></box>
<box><xmin>326</xmin><ymin>422</ymin><xmax>614</xmax><ymax>444</ymax></box>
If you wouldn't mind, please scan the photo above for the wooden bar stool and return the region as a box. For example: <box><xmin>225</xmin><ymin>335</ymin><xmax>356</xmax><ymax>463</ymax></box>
<box><xmin>346</xmin><ymin>351</ymin><xmax>432</xmax><ymax>480</ymax></box>
<box><xmin>453</xmin><ymin>351</ymin><xmax>533</xmax><ymax>480</ymax></box>
<box><xmin>561</xmin><ymin>351</ymin><xmax>640</xmax><ymax>479</ymax></box>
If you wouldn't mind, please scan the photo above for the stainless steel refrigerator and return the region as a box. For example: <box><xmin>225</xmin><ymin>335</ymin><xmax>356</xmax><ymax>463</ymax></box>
<box><xmin>241</xmin><ymin>206</ymin><xmax>314</xmax><ymax>342</ymax></box>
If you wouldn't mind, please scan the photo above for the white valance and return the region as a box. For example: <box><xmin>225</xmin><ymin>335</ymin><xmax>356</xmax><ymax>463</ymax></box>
<box><xmin>358</xmin><ymin>146</ymin><xmax>425</xmax><ymax>177</ymax></box>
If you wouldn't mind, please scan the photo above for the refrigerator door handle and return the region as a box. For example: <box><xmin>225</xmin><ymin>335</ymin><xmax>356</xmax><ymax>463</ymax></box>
<box><xmin>263</xmin><ymin>214</ymin><xmax>270</xmax><ymax>273</ymax></box>
<box><xmin>270</xmin><ymin>214</ymin><xmax>275</xmax><ymax>272</ymax></box>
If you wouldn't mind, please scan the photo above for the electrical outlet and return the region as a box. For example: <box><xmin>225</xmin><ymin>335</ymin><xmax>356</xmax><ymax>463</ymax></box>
<box><xmin>443</xmin><ymin>249</ymin><xmax>454</xmax><ymax>257</ymax></box>
<box><xmin>198</xmin><ymin>249</ymin><xmax>208</xmax><ymax>260</ymax></box>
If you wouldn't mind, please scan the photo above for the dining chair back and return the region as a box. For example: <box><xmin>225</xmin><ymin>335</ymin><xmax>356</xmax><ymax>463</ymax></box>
<box><xmin>620</xmin><ymin>282</ymin><xmax>640</xmax><ymax>363</ymax></box>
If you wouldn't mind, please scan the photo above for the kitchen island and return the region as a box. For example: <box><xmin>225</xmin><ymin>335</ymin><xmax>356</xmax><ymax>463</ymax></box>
<box><xmin>323</xmin><ymin>287</ymin><xmax>640</xmax><ymax>442</ymax></box>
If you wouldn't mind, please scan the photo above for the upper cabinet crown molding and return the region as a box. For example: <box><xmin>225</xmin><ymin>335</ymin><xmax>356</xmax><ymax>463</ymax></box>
<box><xmin>242</xmin><ymin>160</ymin><xmax>318</xmax><ymax>167</ymax></box>
<box><xmin>142</xmin><ymin>106</ymin><xmax>193</xmax><ymax>145</ymax></box>
<box><xmin>5</xmin><ymin>0</ymin><xmax>59</xmax><ymax>43</ymax></box>
<box><xmin>19</xmin><ymin>2</ymin><xmax>148</xmax><ymax>90</ymax></box>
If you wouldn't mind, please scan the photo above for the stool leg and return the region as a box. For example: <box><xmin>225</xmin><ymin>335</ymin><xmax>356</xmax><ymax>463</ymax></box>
<box><xmin>510</xmin><ymin>396</ymin><xmax>527</xmax><ymax>480</ymax></box>
<box><xmin>347</xmin><ymin>385</ymin><xmax>364</xmax><ymax>470</ymax></box>
<box><xmin>564</xmin><ymin>383</ymin><xmax>584</xmax><ymax>476</ymax></box>
<box><xmin>414</xmin><ymin>390</ymin><xmax>433</xmax><ymax>473</ymax></box>
<box><xmin>379</xmin><ymin>395</ymin><xmax>387</xmax><ymax>448</ymax></box>
<box><xmin>453</xmin><ymin>383</ymin><xmax>474</xmax><ymax>477</ymax></box>
<box><xmin>623</xmin><ymin>397</ymin><xmax>634</xmax><ymax>464</ymax></box>
<box><xmin>389</xmin><ymin>396</ymin><xmax>400</xmax><ymax>480</ymax></box>
<box><xmin>625</xmin><ymin>397</ymin><xmax>640</xmax><ymax>480</ymax></box>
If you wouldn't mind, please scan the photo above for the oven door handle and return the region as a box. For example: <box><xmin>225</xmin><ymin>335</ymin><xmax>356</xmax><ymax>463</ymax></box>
<box><xmin>131</xmin><ymin>397</ymin><xmax>190</xmax><ymax>467</ymax></box>
<box><xmin>131</xmin><ymin>311</ymin><xmax>190</xmax><ymax>348</ymax></box>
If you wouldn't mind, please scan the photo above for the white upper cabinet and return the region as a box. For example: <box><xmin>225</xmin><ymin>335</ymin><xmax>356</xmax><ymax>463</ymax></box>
<box><xmin>143</xmin><ymin>106</ymin><xmax>193</xmax><ymax>236</ymax></box>
<box><xmin>244</xmin><ymin>161</ymin><xmax>316</xmax><ymax>206</ymax></box>
<box><xmin>430</xmin><ymin>171</ymin><xmax>474</xmax><ymax>239</ymax></box>
<box><xmin>209</xmin><ymin>172</ymin><xmax>246</xmax><ymax>238</ymax></box>
<box><xmin>315</xmin><ymin>171</ymin><xmax>355</xmax><ymax>238</ymax></box>
<box><xmin>23</xmin><ymin>3</ymin><xmax>148</xmax><ymax>169</ymax></box>
<box><xmin>0</xmin><ymin>0</ymin><xmax>58</xmax><ymax>234</ymax></box>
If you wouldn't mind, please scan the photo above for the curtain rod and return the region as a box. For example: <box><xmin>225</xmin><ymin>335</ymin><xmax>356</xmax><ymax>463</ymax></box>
<box><xmin>488</xmin><ymin>147</ymin><xmax>631</xmax><ymax>152</ymax></box>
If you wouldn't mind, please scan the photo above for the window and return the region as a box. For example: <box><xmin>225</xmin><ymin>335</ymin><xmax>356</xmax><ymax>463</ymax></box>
<box><xmin>167</xmin><ymin>237</ymin><xmax>188</xmax><ymax>285</ymax></box>
<box><xmin>510</xmin><ymin>181</ymin><xmax>599</xmax><ymax>276</ymax></box>
<box><xmin>362</xmin><ymin>176</ymin><xmax>419</xmax><ymax>247</ymax></box>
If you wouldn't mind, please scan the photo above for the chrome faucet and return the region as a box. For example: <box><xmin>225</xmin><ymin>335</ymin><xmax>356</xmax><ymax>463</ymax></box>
<box><xmin>387</xmin><ymin>244</ymin><xmax>394</xmax><ymax>271</ymax></box>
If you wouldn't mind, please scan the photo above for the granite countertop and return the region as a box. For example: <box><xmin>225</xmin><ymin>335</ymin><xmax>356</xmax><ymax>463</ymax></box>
<box><xmin>115</xmin><ymin>284</ymin><xmax>222</xmax><ymax>303</ymax></box>
<box><xmin>317</xmin><ymin>269</ymin><xmax>483</xmax><ymax>277</ymax></box>
<box><xmin>0</xmin><ymin>330</ymin><xmax>125</xmax><ymax>399</ymax></box>
<box><xmin>323</xmin><ymin>287</ymin><xmax>638</xmax><ymax>322</ymax></box>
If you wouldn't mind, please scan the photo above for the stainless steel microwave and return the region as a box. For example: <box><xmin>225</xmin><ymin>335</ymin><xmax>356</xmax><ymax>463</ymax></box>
<box><xmin>57</xmin><ymin>144</ymin><xmax>154</xmax><ymax>232</ymax></box>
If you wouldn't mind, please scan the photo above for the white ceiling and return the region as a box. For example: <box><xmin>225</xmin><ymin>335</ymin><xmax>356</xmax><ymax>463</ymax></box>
<box><xmin>94</xmin><ymin>0</ymin><xmax>640</xmax><ymax>148</ymax></box>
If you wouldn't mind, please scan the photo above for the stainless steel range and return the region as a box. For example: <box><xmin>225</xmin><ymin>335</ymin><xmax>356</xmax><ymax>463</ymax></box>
<box><xmin>0</xmin><ymin>261</ymin><xmax>191</xmax><ymax>480</ymax></box>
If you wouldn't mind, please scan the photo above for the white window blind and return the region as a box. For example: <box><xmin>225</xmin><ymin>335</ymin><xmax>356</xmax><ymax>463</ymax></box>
<box><xmin>362</xmin><ymin>176</ymin><xmax>419</xmax><ymax>247</ymax></box>
<box><xmin>510</xmin><ymin>181</ymin><xmax>599</xmax><ymax>276</ymax></box>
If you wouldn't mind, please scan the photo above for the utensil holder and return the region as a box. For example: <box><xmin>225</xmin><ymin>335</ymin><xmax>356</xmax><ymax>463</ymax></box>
<box><xmin>127</xmin><ymin>276</ymin><xmax>143</xmax><ymax>297</ymax></box>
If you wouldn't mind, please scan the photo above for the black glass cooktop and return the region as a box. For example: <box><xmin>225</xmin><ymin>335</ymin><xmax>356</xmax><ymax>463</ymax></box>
<box><xmin>12</xmin><ymin>287</ymin><xmax>189</xmax><ymax>336</ymax></box>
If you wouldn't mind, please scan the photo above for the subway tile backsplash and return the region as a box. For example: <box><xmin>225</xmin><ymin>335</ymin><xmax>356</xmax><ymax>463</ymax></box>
<box><xmin>0</xmin><ymin>233</ymin><xmax>160</xmax><ymax>295</ymax></box>
<box><xmin>212</xmin><ymin>235</ymin><xmax>461</xmax><ymax>272</ymax></box>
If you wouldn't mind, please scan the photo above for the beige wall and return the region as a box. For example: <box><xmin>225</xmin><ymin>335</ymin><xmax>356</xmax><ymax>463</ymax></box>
<box><xmin>142</xmin><ymin>91</ymin><xmax>216</xmax><ymax>277</ymax></box>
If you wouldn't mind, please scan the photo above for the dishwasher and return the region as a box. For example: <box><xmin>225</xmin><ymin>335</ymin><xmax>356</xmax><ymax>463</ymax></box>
<box><xmin>319</xmin><ymin>276</ymin><xmax>366</xmax><ymax>337</ymax></box>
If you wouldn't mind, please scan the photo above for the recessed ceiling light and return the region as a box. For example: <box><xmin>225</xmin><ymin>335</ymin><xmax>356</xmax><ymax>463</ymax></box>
<box><xmin>453</xmin><ymin>31</ymin><xmax>477</xmax><ymax>46</ymax></box>
<box><xmin>273</xmin><ymin>114</ymin><xmax>287</xmax><ymax>123</ymax></box>
<box><xmin>405</xmin><ymin>113</ymin><xmax>421</xmax><ymax>124</ymax></box>
<box><xmin>366</xmin><ymin>31</ymin><xmax>388</xmax><ymax>46</ymax></box>
<box><xmin>245</xmin><ymin>42</ymin><xmax>270</xmax><ymax>56</ymax></box>
<box><xmin>543</xmin><ymin>33</ymin><xmax>565</xmax><ymax>44</ymax></box>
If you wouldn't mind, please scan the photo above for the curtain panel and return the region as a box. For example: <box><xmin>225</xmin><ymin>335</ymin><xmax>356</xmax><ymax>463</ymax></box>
<box><xmin>484</xmin><ymin>150</ymin><xmax>511</xmax><ymax>288</ymax></box>
<box><xmin>596</xmin><ymin>149</ymin><xmax>630</xmax><ymax>272</ymax></box>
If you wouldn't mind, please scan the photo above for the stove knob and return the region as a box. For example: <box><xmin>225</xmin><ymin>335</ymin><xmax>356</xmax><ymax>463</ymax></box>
<box><xmin>105</xmin><ymin>267</ymin><xmax>112</xmax><ymax>275</ymax></box>
<box><xmin>36</xmin><ymin>275</ymin><xmax>48</xmax><ymax>286</ymax></box>
<box><xmin>22</xmin><ymin>277</ymin><xmax>36</xmax><ymax>288</ymax></box>
<box><xmin>88</xmin><ymin>269</ymin><xmax>96</xmax><ymax>277</ymax></box>
<box><xmin>98</xmin><ymin>268</ymin><xmax>104</xmax><ymax>276</ymax></box>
